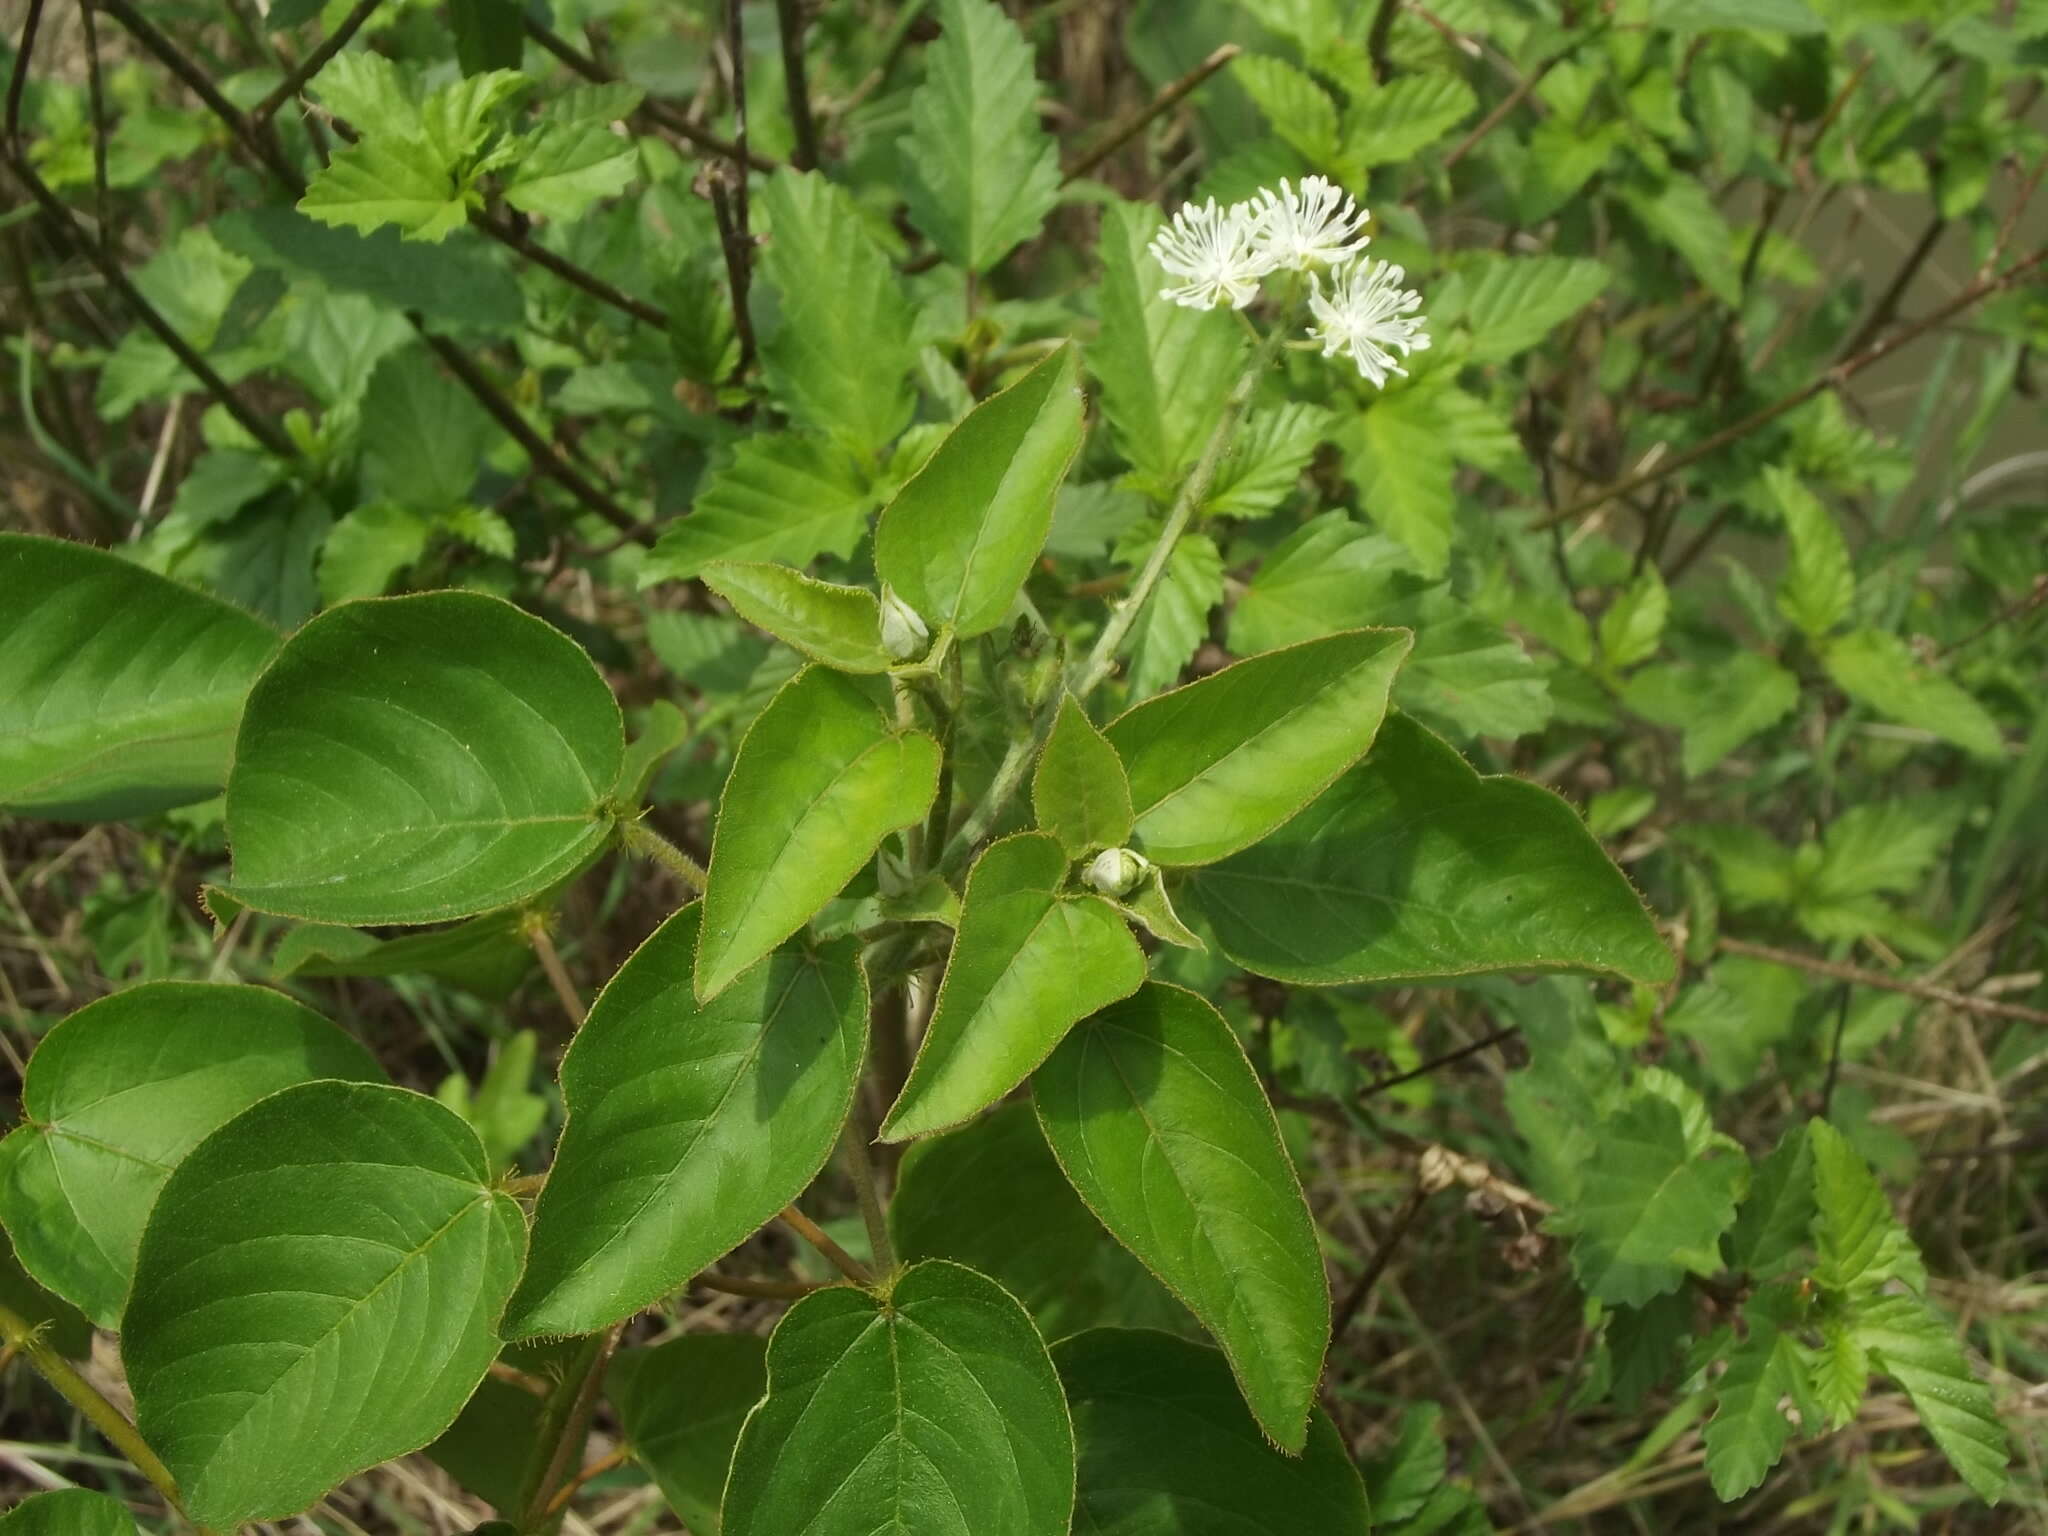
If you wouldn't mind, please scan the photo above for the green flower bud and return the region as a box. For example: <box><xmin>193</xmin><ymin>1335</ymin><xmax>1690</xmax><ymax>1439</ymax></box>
<box><xmin>879</xmin><ymin>587</ymin><xmax>930</xmax><ymax>662</ymax></box>
<box><xmin>1082</xmin><ymin>846</ymin><xmax>1150</xmax><ymax>899</ymax></box>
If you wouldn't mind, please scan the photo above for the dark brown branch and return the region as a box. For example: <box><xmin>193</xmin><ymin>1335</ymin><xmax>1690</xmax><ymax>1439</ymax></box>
<box><xmin>249</xmin><ymin>0</ymin><xmax>384</xmax><ymax>126</ymax></box>
<box><xmin>773</xmin><ymin>0</ymin><xmax>820</xmax><ymax>170</ymax></box>
<box><xmin>80</xmin><ymin>0</ymin><xmax>111</xmax><ymax>255</ymax></box>
<box><xmin>523</xmin><ymin>14</ymin><xmax>777</xmax><ymax>173</ymax></box>
<box><xmin>1063</xmin><ymin>44</ymin><xmax>1240</xmax><ymax>185</ymax></box>
<box><xmin>472</xmin><ymin>208</ymin><xmax>668</xmax><ymax>328</ymax></box>
<box><xmin>1360</xmin><ymin>1024</ymin><xmax>1521</xmax><ymax>1100</ymax></box>
<box><xmin>1836</xmin><ymin>212</ymin><xmax>1946</xmax><ymax>362</ymax></box>
<box><xmin>1442</xmin><ymin>53</ymin><xmax>1565</xmax><ymax>170</ymax></box>
<box><xmin>1365</xmin><ymin>0</ymin><xmax>1400</xmax><ymax>84</ymax></box>
<box><xmin>1330</xmin><ymin>1181</ymin><xmax>1429</xmax><ymax>1341</ymax></box>
<box><xmin>422</xmin><ymin>334</ymin><xmax>653</xmax><ymax>542</ymax></box>
<box><xmin>1532</xmin><ymin>248</ymin><xmax>2048</xmax><ymax>532</ymax></box>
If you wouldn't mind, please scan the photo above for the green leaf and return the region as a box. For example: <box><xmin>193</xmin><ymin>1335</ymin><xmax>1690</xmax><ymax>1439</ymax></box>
<box><xmin>1056</xmin><ymin>1328</ymin><xmax>1371</xmax><ymax>1534</ymax></box>
<box><xmin>1704</xmin><ymin>1285</ymin><xmax>1813</xmax><ymax>1499</ymax></box>
<box><xmin>1623</xmin><ymin>653</ymin><xmax>1801</xmax><ymax>776</ymax></box>
<box><xmin>1033</xmin><ymin>695</ymin><xmax>1135</xmax><ymax>856</ymax></box>
<box><xmin>224</xmin><ymin>592</ymin><xmax>624</xmax><ymax>925</ymax></box>
<box><xmin>360</xmin><ymin>346</ymin><xmax>501</xmax><ymax>510</ymax></box>
<box><xmin>755</xmin><ymin>170</ymin><xmax>916</xmax><ymax>460</ymax></box>
<box><xmin>0</xmin><ymin>534</ymin><xmax>279</xmax><ymax>820</ymax></box>
<box><xmin>507</xmin><ymin>905</ymin><xmax>865</xmax><ymax>1335</ymax></box>
<box><xmin>1809</xmin><ymin>1118</ymin><xmax>1924</xmax><ymax>1297</ymax></box>
<box><xmin>1621</xmin><ymin>180</ymin><xmax>1742</xmax><ymax>307</ymax></box>
<box><xmin>320</xmin><ymin>501</ymin><xmax>433</xmax><ymax>603</ymax></box>
<box><xmin>1189</xmin><ymin>714</ymin><xmax>1674</xmax><ymax>986</ymax></box>
<box><xmin>613</xmin><ymin>1333</ymin><xmax>769</xmax><ymax>1534</ymax></box>
<box><xmin>0</xmin><ymin>1229</ymin><xmax>91</xmax><ymax>1361</ymax></box>
<box><xmin>1203</xmin><ymin>402</ymin><xmax>1329</xmax><ymax>520</ymax></box>
<box><xmin>309</xmin><ymin>51</ymin><xmax>421</xmax><ymax>139</ymax></box>
<box><xmin>900</xmin><ymin>0</ymin><xmax>1060</xmax><ymax>271</ymax></box>
<box><xmin>891</xmin><ymin>1103</ymin><xmax>1185</xmax><ymax>1339</ymax></box>
<box><xmin>1120</xmin><ymin>532</ymin><xmax>1225</xmax><ymax>699</ymax></box>
<box><xmin>502</xmin><ymin>121</ymin><xmax>639</xmax><ymax>221</ymax></box>
<box><xmin>1433</xmin><ymin>254</ymin><xmax>1610</xmax><ymax>363</ymax></box>
<box><xmin>426</xmin><ymin>1337</ymin><xmax>593</xmax><ymax>1515</ymax></box>
<box><xmin>0</xmin><ymin>1490</ymin><xmax>134</xmax><ymax>1536</ymax></box>
<box><xmin>1034</xmin><ymin>984</ymin><xmax>1329</xmax><ymax>1450</ymax></box>
<box><xmin>1679</xmin><ymin>823</ymin><xmax>1796</xmax><ymax>909</ymax></box>
<box><xmin>1347</xmin><ymin>384</ymin><xmax>1457</xmax><ymax>577</ymax></box>
<box><xmin>450</xmin><ymin>0</ymin><xmax>525</xmax><ymax>74</ymax></box>
<box><xmin>644</xmin><ymin>433</ymin><xmax>876</xmax><ymax>584</ymax></box>
<box><xmin>1361</xmin><ymin>1403</ymin><xmax>1448</xmax><ymax>1524</ymax></box>
<box><xmin>123</xmin><ymin>1081</ymin><xmax>525</xmax><ymax>1530</ymax></box>
<box><xmin>882</xmin><ymin>834</ymin><xmax>1146</xmax><ymax>1141</ymax></box>
<box><xmin>1342</xmin><ymin>73</ymin><xmax>1476</xmax><ymax>167</ymax></box>
<box><xmin>271</xmin><ymin>911</ymin><xmax>532</xmax><ymax>997</ymax></box>
<box><xmin>1812</xmin><ymin>798</ymin><xmax>1961</xmax><ymax>902</ymax></box>
<box><xmin>1646</xmin><ymin>0</ymin><xmax>1822</xmax><ymax>31</ymax></box>
<box><xmin>1727</xmin><ymin>1123</ymin><xmax>1815</xmax><ymax>1277</ymax></box>
<box><xmin>702</xmin><ymin>562</ymin><xmax>890</xmax><ymax>672</ymax></box>
<box><xmin>1809</xmin><ymin>1313</ymin><xmax>1868</xmax><ymax>1431</ymax></box>
<box><xmin>1823</xmin><ymin>629</ymin><xmax>2005</xmax><ymax>761</ymax></box>
<box><xmin>696</xmin><ymin>668</ymin><xmax>939</xmax><ymax>999</ymax></box>
<box><xmin>0</xmin><ymin>981</ymin><xmax>381</xmax><ymax>1327</ymax></box>
<box><xmin>299</xmin><ymin>134</ymin><xmax>468</xmax><ymax>242</ymax></box>
<box><xmin>1104</xmin><ymin>628</ymin><xmax>1412</xmax><ymax>868</ymax></box>
<box><xmin>1552</xmin><ymin>1090</ymin><xmax>1746</xmax><ymax>1306</ymax></box>
<box><xmin>1851</xmin><ymin>1292</ymin><xmax>2009</xmax><ymax>1502</ymax></box>
<box><xmin>1235</xmin><ymin>55</ymin><xmax>1340</xmax><ymax>163</ymax></box>
<box><xmin>1090</xmin><ymin>201</ymin><xmax>1242</xmax><ymax>493</ymax></box>
<box><xmin>875</xmin><ymin>345</ymin><xmax>1084</xmax><ymax>638</ymax></box>
<box><xmin>721</xmin><ymin>1260</ymin><xmax>1074</xmax><ymax>1536</ymax></box>
<box><xmin>1598</xmin><ymin>567</ymin><xmax>1669</xmax><ymax>671</ymax></box>
<box><xmin>1768</xmin><ymin>468</ymin><xmax>1853</xmax><ymax>639</ymax></box>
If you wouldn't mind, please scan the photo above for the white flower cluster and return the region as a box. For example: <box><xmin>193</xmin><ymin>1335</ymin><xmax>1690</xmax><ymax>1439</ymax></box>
<box><xmin>1147</xmin><ymin>176</ymin><xmax>1430</xmax><ymax>388</ymax></box>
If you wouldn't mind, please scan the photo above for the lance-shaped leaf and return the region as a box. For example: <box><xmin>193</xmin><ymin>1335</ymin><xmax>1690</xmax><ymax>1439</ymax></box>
<box><xmin>882</xmin><ymin>834</ymin><xmax>1145</xmax><ymax>1142</ymax></box>
<box><xmin>1852</xmin><ymin>1292</ymin><xmax>2009</xmax><ymax>1502</ymax></box>
<box><xmin>224</xmin><ymin>592</ymin><xmax>623</xmax><ymax>925</ymax></box>
<box><xmin>703</xmin><ymin>561</ymin><xmax>891</xmax><ymax>673</ymax></box>
<box><xmin>874</xmin><ymin>344</ymin><xmax>1084</xmax><ymax>638</ymax></box>
<box><xmin>899</xmin><ymin>0</ymin><xmax>1061</xmax><ymax>272</ymax></box>
<box><xmin>1032</xmin><ymin>695</ymin><xmax>1134</xmax><ymax>856</ymax></box>
<box><xmin>1104</xmin><ymin>629</ymin><xmax>1412</xmax><ymax>868</ymax></box>
<box><xmin>123</xmin><ymin>1082</ymin><xmax>526</xmax><ymax>1531</ymax></box>
<box><xmin>0</xmin><ymin>533</ymin><xmax>279</xmax><ymax>820</ymax></box>
<box><xmin>507</xmin><ymin>906</ymin><xmax>867</xmax><ymax>1337</ymax></box>
<box><xmin>1704</xmin><ymin>1285</ymin><xmax>1815</xmax><ymax>1500</ymax></box>
<box><xmin>0</xmin><ymin>982</ymin><xmax>382</xmax><ymax>1327</ymax></box>
<box><xmin>0</xmin><ymin>1489</ymin><xmax>134</xmax><ymax>1536</ymax></box>
<box><xmin>1189</xmin><ymin>713</ymin><xmax>1674</xmax><ymax>986</ymax></box>
<box><xmin>696</xmin><ymin>668</ymin><xmax>939</xmax><ymax>1000</ymax></box>
<box><xmin>1034</xmin><ymin>985</ymin><xmax>1330</xmax><ymax>1451</ymax></box>
<box><xmin>1056</xmin><ymin>1329</ymin><xmax>1371</xmax><ymax>1535</ymax></box>
<box><xmin>721</xmin><ymin>1260</ymin><xmax>1074</xmax><ymax>1536</ymax></box>
<box><xmin>613</xmin><ymin>1334</ymin><xmax>769</xmax><ymax>1535</ymax></box>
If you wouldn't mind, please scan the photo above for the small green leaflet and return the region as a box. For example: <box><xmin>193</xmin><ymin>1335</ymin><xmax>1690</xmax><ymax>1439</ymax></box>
<box><xmin>1852</xmin><ymin>1293</ymin><xmax>2009</xmax><ymax>1502</ymax></box>
<box><xmin>1768</xmin><ymin>467</ymin><xmax>1853</xmax><ymax>639</ymax></box>
<box><xmin>644</xmin><ymin>432</ymin><xmax>876</xmax><ymax>584</ymax></box>
<box><xmin>1823</xmin><ymin>629</ymin><xmax>2006</xmax><ymax>761</ymax></box>
<box><xmin>1033</xmin><ymin>695</ymin><xmax>1135</xmax><ymax>856</ymax></box>
<box><xmin>720</xmin><ymin>1261</ymin><xmax>1075</xmax><ymax>1536</ymax></box>
<box><xmin>502</xmin><ymin>120</ymin><xmax>638</xmax><ymax>221</ymax></box>
<box><xmin>1704</xmin><ymin>1284</ymin><xmax>1813</xmax><ymax>1499</ymax></box>
<box><xmin>703</xmin><ymin>562</ymin><xmax>892</xmax><ymax>672</ymax></box>
<box><xmin>0</xmin><ymin>1490</ymin><xmax>134</xmax><ymax>1536</ymax></box>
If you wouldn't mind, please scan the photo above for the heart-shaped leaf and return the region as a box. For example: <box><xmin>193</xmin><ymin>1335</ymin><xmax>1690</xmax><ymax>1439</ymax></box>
<box><xmin>721</xmin><ymin>1260</ymin><xmax>1074</xmax><ymax>1536</ymax></box>
<box><xmin>1055</xmin><ymin>1329</ymin><xmax>1371</xmax><ymax>1534</ymax></box>
<box><xmin>613</xmin><ymin>1334</ymin><xmax>769</xmax><ymax>1534</ymax></box>
<box><xmin>1032</xmin><ymin>695</ymin><xmax>1134</xmax><ymax>857</ymax></box>
<box><xmin>1104</xmin><ymin>629</ymin><xmax>1412</xmax><ymax>867</ymax></box>
<box><xmin>1034</xmin><ymin>984</ymin><xmax>1330</xmax><ymax>1451</ymax></box>
<box><xmin>882</xmin><ymin>833</ymin><xmax>1145</xmax><ymax>1141</ymax></box>
<box><xmin>696</xmin><ymin>667</ymin><xmax>939</xmax><ymax>1000</ymax></box>
<box><xmin>703</xmin><ymin>562</ymin><xmax>891</xmax><ymax>672</ymax></box>
<box><xmin>123</xmin><ymin>1081</ymin><xmax>526</xmax><ymax>1530</ymax></box>
<box><xmin>892</xmin><ymin>1102</ymin><xmax>1185</xmax><ymax>1339</ymax></box>
<box><xmin>874</xmin><ymin>344</ymin><xmax>1084</xmax><ymax>638</ymax></box>
<box><xmin>224</xmin><ymin>591</ymin><xmax>623</xmax><ymax>925</ymax></box>
<box><xmin>507</xmin><ymin>905</ymin><xmax>867</xmax><ymax>1337</ymax></box>
<box><xmin>1187</xmin><ymin>713</ymin><xmax>1674</xmax><ymax>986</ymax></box>
<box><xmin>0</xmin><ymin>533</ymin><xmax>278</xmax><ymax>819</ymax></box>
<box><xmin>0</xmin><ymin>981</ymin><xmax>382</xmax><ymax>1326</ymax></box>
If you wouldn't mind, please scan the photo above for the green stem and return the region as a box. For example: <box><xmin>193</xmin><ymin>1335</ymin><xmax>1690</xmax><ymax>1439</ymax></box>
<box><xmin>841</xmin><ymin>1118</ymin><xmax>897</xmax><ymax>1275</ymax></box>
<box><xmin>0</xmin><ymin>1302</ymin><xmax>187</xmax><ymax>1518</ymax></box>
<box><xmin>620</xmin><ymin>819</ymin><xmax>708</xmax><ymax>892</ymax></box>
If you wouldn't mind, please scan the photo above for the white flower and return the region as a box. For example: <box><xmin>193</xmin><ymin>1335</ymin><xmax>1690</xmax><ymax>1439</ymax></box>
<box><xmin>1248</xmin><ymin>176</ymin><xmax>1369</xmax><ymax>271</ymax></box>
<box><xmin>1148</xmin><ymin>197</ymin><xmax>1274</xmax><ymax>311</ymax></box>
<box><xmin>879</xmin><ymin>587</ymin><xmax>930</xmax><ymax>662</ymax></box>
<box><xmin>1307</xmin><ymin>258</ymin><xmax>1431</xmax><ymax>388</ymax></box>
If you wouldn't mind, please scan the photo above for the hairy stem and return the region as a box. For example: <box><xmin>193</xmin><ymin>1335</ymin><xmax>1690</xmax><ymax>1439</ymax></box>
<box><xmin>620</xmin><ymin>819</ymin><xmax>708</xmax><ymax>892</ymax></box>
<box><xmin>780</xmin><ymin>1204</ymin><xmax>872</xmax><ymax>1284</ymax></box>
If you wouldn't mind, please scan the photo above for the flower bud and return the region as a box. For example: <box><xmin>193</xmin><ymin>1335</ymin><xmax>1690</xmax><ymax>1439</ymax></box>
<box><xmin>1082</xmin><ymin>846</ymin><xmax>1149</xmax><ymax>899</ymax></box>
<box><xmin>879</xmin><ymin>588</ymin><xmax>930</xmax><ymax>662</ymax></box>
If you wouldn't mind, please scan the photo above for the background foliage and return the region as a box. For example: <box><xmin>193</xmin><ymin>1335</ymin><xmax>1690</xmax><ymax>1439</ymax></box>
<box><xmin>2</xmin><ymin>0</ymin><xmax>2046</xmax><ymax>1531</ymax></box>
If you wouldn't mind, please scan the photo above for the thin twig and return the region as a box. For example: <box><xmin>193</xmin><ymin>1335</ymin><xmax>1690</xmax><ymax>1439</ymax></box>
<box><xmin>1443</xmin><ymin>49</ymin><xmax>1572</xmax><ymax>170</ymax></box>
<box><xmin>1719</xmin><ymin>936</ymin><xmax>2048</xmax><ymax>1026</ymax></box>
<box><xmin>473</xmin><ymin>209</ymin><xmax>668</xmax><ymax>328</ymax></box>
<box><xmin>1532</xmin><ymin>248</ymin><xmax>2048</xmax><ymax>531</ymax></box>
<box><xmin>780</xmin><ymin>1204</ymin><xmax>872</xmax><ymax>1284</ymax></box>
<box><xmin>250</xmin><ymin>0</ymin><xmax>384</xmax><ymax>126</ymax></box>
<box><xmin>523</xmin><ymin>918</ymin><xmax>586</xmax><ymax>1027</ymax></box>
<box><xmin>1365</xmin><ymin>0</ymin><xmax>1400</xmax><ymax>83</ymax></box>
<box><xmin>79</xmin><ymin>0</ymin><xmax>111</xmax><ymax>257</ymax></box>
<box><xmin>841</xmin><ymin>1118</ymin><xmax>896</xmax><ymax>1275</ymax></box>
<box><xmin>1062</xmin><ymin>44</ymin><xmax>1240</xmax><ymax>185</ymax></box>
<box><xmin>1935</xmin><ymin>574</ymin><xmax>2048</xmax><ymax>659</ymax></box>
<box><xmin>773</xmin><ymin>0</ymin><xmax>819</xmax><ymax>170</ymax></box>
<box><xmin>1819</xmin><ymin>982</ymin><xmax>1851</xmax><ymax>1118</ymax></box>
<box><xmin>521</xmin><ymin>1325</ymin><xmax>622</xmax><ymax>1533</ymax></box>
<box><xmin>1836</xmin><ymin>212</ymin><xmax>1946</xmax><ymax>361</ymax></box>
<box><xmin>698</xmin><ymin>1269</ymin><xmax>835</xmax><ymax>1299</ymax></box>
<box><xmin>542</xmin><ymin>1447</ymin><xmax>628</xmax><ymax>1518</ymax></box>
<box><xmin>1330</xmin><ymin>1181</ymin><xmax>1429</xmax><ymax>1340</ymax></box>
<box><xmin>1361</xmin><ymin>1024</ymin><xmax>1521</xmax><ymax>1099</ymax></box>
